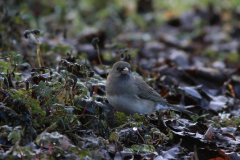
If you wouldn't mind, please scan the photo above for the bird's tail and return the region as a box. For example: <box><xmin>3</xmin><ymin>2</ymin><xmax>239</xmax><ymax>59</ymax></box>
<box><xmin>168</xmin><ymin>104</ymin><xmax>196</xmax><ymax>115</ymax></box>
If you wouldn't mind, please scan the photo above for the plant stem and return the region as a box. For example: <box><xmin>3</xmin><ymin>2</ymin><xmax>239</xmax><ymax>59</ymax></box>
<box><xmin>96</xmin><ymin>44</ymin><xmax>102</xmax><ymax>66</ymax></box>
<box><xmin>78</xmin><ymin>103</ymin><xmax>88</xmax><ymax>120</ymax></box>
<box><xmin>33</xmin><ymin>35</ymin><xmax>43</xmax><ymax>68</ymax></box>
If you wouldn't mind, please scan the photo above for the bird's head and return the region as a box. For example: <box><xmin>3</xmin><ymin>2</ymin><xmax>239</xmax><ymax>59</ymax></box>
<box><xmin>109</xmin><ymin>61</ymin><xmax>131</xmax><ymax>77</ymax></box>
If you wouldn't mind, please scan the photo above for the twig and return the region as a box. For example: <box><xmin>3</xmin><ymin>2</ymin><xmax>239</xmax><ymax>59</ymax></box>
<box><xmin>46</xmin><ymin>144</ymin><xmax>53</xmax><ymax>155</ymax></box>
<box><xmin>44</xmin><ymin>122</ymin><xmax>57</xmax><ymax>133</ymax></box>
<box><xmin>112</xmin><ymin>123</ymin><xmax>129</xmax><ymax>130</ymax></box>
<box><xmin>68</xmin><ymin>133</ymin><xmax>86</xmax><ymax>141</ymax></box>
<box><xmin>96</xmin><ymin>44</ymin><xmax>102</xmax><ymax>66</ymax></box>
<box><xmin>114</xmin><ymin>141</ymin><xmax>123</xmax><ymax>159</ymax></box>
<box><xmin>8</xmin><ymin>56</ymin><xmax>16</xmax><ymax>89</ymax></box>
<box><xmin>93</xmin><ymin>39</ymin><xmax>107</xmax><ymax>76</ymax></box>
<box><xmin>83</xmin><ymin>117</ymin><xmax>96</xmax><ymax>126</ymax></box>
<box><xmin>38</xmin><ymin>142</ymin><xmax>44</xmax><ymax>158</ymax></box>
<box><xmin>2</xmin><ymin>96</ymin><xmax>10</xmax><ymax>103</ymax></box>
<box><xmin>76</xmin><ymin>114</ymin><xmax>98</xmax><ymax>118</ymax></box>
<box><xmin>77</xmin><ymin>103</ymin><xmax>88</xmax><ymax>120</ymax></box>
<box><xmin>137</xmin><ymin>128</ymin><xmax>145</xmax><ymax>143</ymax></box>
<box><xmin>45</xmin><ymin>97</ymin><xmax>52</xmax><ymax>114</ymax></box>
<box><xmin>154</xmin><ymin>139</ymin><xmax>161</xmax><ymax>146</ymax></box>
<box><xmin>228</xmin><ymin>84</ymin><xmax>236</xmax><ymax>97</ymax></box>
<box><xmin>152</xmin><ymin>133</ymin><xmax>155</xmax><ymax>143</ymax></box>
<box><xmin>194</xmin><ymin>145</ymin><xmax>199</xmax><ymax>160</ymax></box>
<box><xmin>0</xmin><ymin>56</ymin><xmax>11</xmax><ymax>59</ymax></box>
<box><xmin>92</xmin><ymin>86</ymin><xmax>98</xmax><ymax>97</ymax></box>
<box><xmin>51</xmin><ymin>81</ymin><xmax>67</xmax><ymax>101</ymax></box>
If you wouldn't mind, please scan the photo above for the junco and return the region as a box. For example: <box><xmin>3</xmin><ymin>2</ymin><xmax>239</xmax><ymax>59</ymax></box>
<box><xmin>106</xmin><ymin>61</ymin><xmax>195</xmax><ymax>115</ymax></box>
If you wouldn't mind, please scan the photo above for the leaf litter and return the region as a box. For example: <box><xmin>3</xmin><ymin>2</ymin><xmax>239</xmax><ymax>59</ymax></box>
<box><xmin>1</xmin><ymin>0</ymin><xmax>240</xmax><ymax>159</ymax></box>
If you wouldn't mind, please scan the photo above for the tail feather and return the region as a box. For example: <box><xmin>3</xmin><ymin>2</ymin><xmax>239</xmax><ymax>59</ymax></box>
<box><xmin>168</xmin><ymin>104</ymin><xmax>196</xmax><ymax>115</ymax></box>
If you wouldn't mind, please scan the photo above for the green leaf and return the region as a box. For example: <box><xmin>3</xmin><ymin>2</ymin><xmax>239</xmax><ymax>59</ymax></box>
<box><xmin>131</xmin><ymin>144</ymin><xmax>155</xmax><ymax>153</ymax></box>
<box><xmin>142</xmin><ymin>144</ymin><xmax>155</xmax><ymax>152</ymax></box>
<box><xmin>115</xmin><ymin>112</ymin><xmax>127</xmax><ymax>126</ymax></box>
<box><xmin>144</xmin><ymin>135</ymin><xmax>152</xmax><ymax>140</ymax></box>
<box><xmin>8</xmin><ymin>126</ymin><xmax>22</xmax><ymax>144</ymax></box>
<box><xmin>39</xmin><ymin>81</ymin><xmax>46</xmax><ymax>89</ymax></box>
<box><xmin>131</xmin><ymin>144</ymin><xmax>143</xmax><ymax>152</ymax></box>
<box><xmin>109</xmin><ymin>132</ymin><xmax>119</xmax><ymax>141</ymax></box>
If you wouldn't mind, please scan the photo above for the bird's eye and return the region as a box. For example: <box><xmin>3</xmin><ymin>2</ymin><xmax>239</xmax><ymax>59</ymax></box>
<box><xmin>116</xmin><ymin>67</ymin><xmax>119</xmax><ymax>70</ymax></box>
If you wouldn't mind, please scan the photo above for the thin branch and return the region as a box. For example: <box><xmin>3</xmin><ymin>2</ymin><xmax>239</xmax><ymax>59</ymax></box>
<box><xmin>77</xmin><ymin>103</ymin><xmax>88</xmax><ymax>120</ymax></box>
<box><xmin>137</xmin><ymin>128</ymin><xmax>145</xmax><ymax>143</ymax></box>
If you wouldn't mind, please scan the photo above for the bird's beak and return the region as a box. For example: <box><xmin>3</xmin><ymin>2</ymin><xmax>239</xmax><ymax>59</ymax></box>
<box><xmin>121</xmin><ymin>67</ymin><xmax>129</xmax><ymax>74</ymax></box>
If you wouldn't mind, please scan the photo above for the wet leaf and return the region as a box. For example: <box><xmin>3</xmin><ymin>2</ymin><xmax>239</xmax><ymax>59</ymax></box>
<box><xmin>182</xmin><ymin>87</ymin><xmax>202</xmax><ymax>99</ymax></box>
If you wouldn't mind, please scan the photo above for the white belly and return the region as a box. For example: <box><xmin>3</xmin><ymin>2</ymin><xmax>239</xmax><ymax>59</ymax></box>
<box><xmin>106</xmin><ymin>95</ymin><xmax>156</xmax><ymax>115</ymax></box>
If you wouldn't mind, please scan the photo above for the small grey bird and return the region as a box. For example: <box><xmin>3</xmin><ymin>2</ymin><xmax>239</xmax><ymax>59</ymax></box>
<box><xmin>106</xmin><ymin>61</ymin><xmax>195</xmax><ymax>115</ymax></box>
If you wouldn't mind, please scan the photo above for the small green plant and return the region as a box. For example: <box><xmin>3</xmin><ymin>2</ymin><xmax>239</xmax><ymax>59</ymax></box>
<box><xmin>115</xmin><ymin>112</ymin><xmax>127</xmax><ymax>126</ymax></box>
<box><xmin>191</xmin><ymin>113</ymin><xmax>209</xmax><ymax>122</ymax></box>
<box><xmin>227</xmin><ymin>52</ymin><xmax>240</xmax><ymax>63</ymax></box>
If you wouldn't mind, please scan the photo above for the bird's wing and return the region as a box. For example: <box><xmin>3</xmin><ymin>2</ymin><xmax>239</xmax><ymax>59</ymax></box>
<box><xmin>134</xmin><ymin>76</ymin><xmax>167</xmax><ymax>103</ymax></box>
<box><xmin>134</xmin><ymin>76</ymin><xmax>196</xmax><ymax>115</ymax></box>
